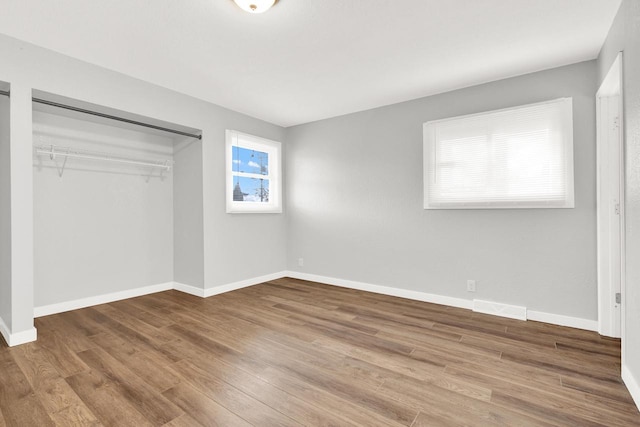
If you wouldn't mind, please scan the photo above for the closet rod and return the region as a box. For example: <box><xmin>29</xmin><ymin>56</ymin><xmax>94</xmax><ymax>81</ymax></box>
<box><xmin>0</xmin><ymin>90</ymin><xmax>9</xmax><ymax>97</ymax></box>
<box><xmin>32</xmin><ymin>97</ymin><xmax>202</xmax><ymax>140</ymax></box>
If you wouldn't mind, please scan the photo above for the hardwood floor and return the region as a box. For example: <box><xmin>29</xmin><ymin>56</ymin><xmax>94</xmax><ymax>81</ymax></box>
<box><xmin>1</xmin><ymin>277</ymin><xmax>638</xmax><ymax>426</ymax></box>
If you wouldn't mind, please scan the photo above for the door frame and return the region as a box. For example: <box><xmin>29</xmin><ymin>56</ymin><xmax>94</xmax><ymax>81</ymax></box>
<box><xmin>596</xmin><ymin>51</ymin><xmax>625</xmax><ymax>340</ymax></box>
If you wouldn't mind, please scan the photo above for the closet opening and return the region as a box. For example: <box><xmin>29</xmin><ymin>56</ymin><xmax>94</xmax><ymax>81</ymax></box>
<box><xmin>31</xmin><ymin>91</ymin><xmax>203</xmax><ymax>315</ymax></box>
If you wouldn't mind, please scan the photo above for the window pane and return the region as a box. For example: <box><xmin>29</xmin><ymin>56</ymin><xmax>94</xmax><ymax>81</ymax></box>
<box><xmin>233</xmin><ymin>176</ymin><xmax>270</xmax><ymax>203</ymax></box>
<box><xmin>232</xmin><ymin>146</ymin><xmax>269</xmax><ymax>175</ymax></box>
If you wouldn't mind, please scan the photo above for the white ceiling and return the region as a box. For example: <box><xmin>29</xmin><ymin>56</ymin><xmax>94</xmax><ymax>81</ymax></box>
<box><xmin>0</xmin><ymin>0</ymin><xmax>621</xmax><ymax>127</ymax></box>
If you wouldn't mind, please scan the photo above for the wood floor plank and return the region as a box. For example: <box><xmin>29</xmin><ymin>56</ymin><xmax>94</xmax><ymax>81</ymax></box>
<box><xmin>0</xmin><ymin>350</ymin><xmax>55</xmax><ymax>427</ymax></box>
<box><xmin>166</xmin><ymin>319</ymin><xmax>417</xmax><ymax>424</ymax></box>
<box><xmin>379</xmin><ymin>376</ymin><xmax>553</xmax><ymax>427</ymax></box>
<box><xmin>311</xmin><ymin>336</ymin><xmax>446</xmax><ymax>380</ymax></box>
<box><xmin>75</xmin><ymin>347</ymin><xmax>184</xmax><ymax>425</ymax></box>
<box><xmin>490</xmin><ymin>390</ymin><xmax>608</xmax><ymax>426</ymax></box>
<box><xmin>93</xmin><ymin>304</ymin><xmax>176</xmax><ymax>345</ymax></box>
<box><xmin>109</xmin><ymin>299</ymin><xmax>175</xmax><ymax>329</ymax></box>
<box><xmin>258</xmin><ymin>366</ymin><xmax>409</xmax><ymax>427</ymax></box>
<box><xmin>160</xmin><ymin>413</ymin><xmax>203</xmax><ymax>427</ymax></box>
<box><xmin>273</xmin><ymin>302</ymin><xmax>380</xmax><ymax>335</ymax></box>
<box><xmin>82</xmin><ymin>306</ymin><xmax>181</xmax><ymax>365</ymax></box>
<box><xmin>65</xmin><ymin>369</ymin><xmax>155</xmax><ymax>427</ymax></box>
<box><xmin>0</xmin><ymin>279</ymin><xmax>638</xmax><ymax>426</ymax></box>
<box><xmin>35</xmin><ymin>329</ymin><xmax>90</xmax><ymax>378</ymax></box>
<box><xmin>48</xmin><ymin>404</ymin><xmax>103</xmax><ymax>427</ymax></box>
<box><xmin>162</xmin><ymin>383</ymin><xmax>252</xmax><ymax>427</ymax></box>
<box><xmin>410</xmin><ymin>408</ymin><xmax>553</xmax><ymax>427</ymax></box>
<box><xmin>35</xmin><ymin>315</ymin><xmax>98</xmax><ymax>353</ymax></box>
<box><xmin>167</xmin><ymin>343</ymin><xmax>358</xmax><ymax>427</ymax></box>
<box><xmin>168</xmin><ymin>360</ymin><xmax>301</xmax><ymax>426</ymax></box>
<box><xmin>444</xmin><ymin>361</ymin><xmax>640</xmax><ymax>426</ymax></box>
<box><xmin>9</xmin><ymin>342</ymin><xmax>100</xmax><ymax>424</ymax></box>
<box><xmin>560</xmin><ymin>374</ymin><xmax>637</xmax><ymax>405</ymax></box>
<box><xmin>64</xmin><ymin>309</ymin><xmax>111</xmax><ymax>337</ymax></box>
<box><xmin>89</xmin><ymin>331</ymin><xmax>181</xmax><ymax>393</ymax></box>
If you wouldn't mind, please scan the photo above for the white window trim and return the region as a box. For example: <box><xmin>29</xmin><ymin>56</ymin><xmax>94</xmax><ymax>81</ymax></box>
<box><xmin>423</xmin><ymin>98</ymin><xmax>575</xmax><ymax>210</ymax></box>
<box><xmin>226</xmin><ymin>130</ymin><xmax>282</xmax><ymax>213</ymax></box>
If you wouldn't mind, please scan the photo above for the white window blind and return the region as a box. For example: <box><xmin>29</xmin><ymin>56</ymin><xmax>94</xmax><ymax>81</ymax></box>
<box><xmin>423</xmin><ymin>98</ymin><xmax>574</xmax><ymax>209</ymax></box>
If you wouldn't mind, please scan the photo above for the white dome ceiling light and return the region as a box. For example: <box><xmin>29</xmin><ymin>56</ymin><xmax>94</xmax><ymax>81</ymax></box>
<box><xmin>233</xmin><ymin>0</ymin><xmax>277</xmax><ymax>14</ymax></box>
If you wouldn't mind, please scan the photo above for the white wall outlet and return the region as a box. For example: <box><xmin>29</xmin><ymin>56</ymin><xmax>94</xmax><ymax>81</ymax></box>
<box><xmin>298</xmin><ymin>258</ymin><xmax>304</xmax><ymax>267</ymax></box>
<box><xmin>467</xmin><ymin>280</ymin><xmax>476</xmax><ymax>292</ymax></box>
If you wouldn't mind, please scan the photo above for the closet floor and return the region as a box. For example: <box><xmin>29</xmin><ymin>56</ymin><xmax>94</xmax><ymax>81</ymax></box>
<box><xmin>0</xmin><ymin>278</ymin><xmax>638</xmax><ymax>426</ymax></box>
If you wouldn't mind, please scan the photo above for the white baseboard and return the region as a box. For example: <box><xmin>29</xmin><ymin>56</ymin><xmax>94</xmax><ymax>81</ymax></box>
<box><xmin>622</xmin><ymin>364</ymin><xmax>640</xmax><ymax>411</ymax></box>
<box><xmin>284</xmin><ymin>271</ymin><xmax>597</xmax><ymax>331</ymax></box>
<box><xmin>0</xmin><ymin>316</ymin><xmax>10</xmax><ymax>346</ymax></box>
<box><xmin>34</xmin><ymin>282</ymin><xmax>174</xmax><ymax>317</ymax></box>
<box><xmin>30</xmin><ymin>271</ymin><xmax>597</xmax><ymax>336</ymax></box>
<box><xmin>284</xmin><ymin>271</ymin><xmax>473</xmax><ymax>310</ymax></box>
<box><xmin>174</xmin><ymin>271</ymin><xmax>288</xmax><ymax>298</ymax></box>
<box><xmin>0</xmin><ymin>316</ymin><xmax>37</xmax><ymax>347</ymax></box>
<box><xmin>203</xmin><ymin>271</ymin><xmax>287</xmax><ymax>297</ymax></box>
<box><xmin>173</xmin><ymin>281</ymin><xmax>206</xmax><ymax>297</ymax></box>
<box><xmin>527</xmin><ymin>310</ymin><xmax>598</xmax><ymax>331</ymax></box>
<box><xmin>34</xmin><ymin>273</ymin><xmax>288</xmax><ymax>318</ymax></box>
<box><xmin>473</xmin><ymin>299</ymin><xmax>527</xmax><ymax>321</ymax></box>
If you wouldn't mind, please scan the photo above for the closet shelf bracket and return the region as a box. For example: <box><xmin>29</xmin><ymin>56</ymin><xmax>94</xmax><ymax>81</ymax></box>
<box><xmin>34</xmin><ymin>144</ymin><xmax>174</xmax><ymax>178</ymax></box>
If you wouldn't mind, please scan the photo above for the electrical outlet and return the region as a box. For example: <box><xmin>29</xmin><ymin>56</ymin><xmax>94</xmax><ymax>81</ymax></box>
<box><xmin>467</xmin><ymin>280</ymin><xmax>476</xmax><ymax>292</ymax></box>
<box><xmin>298</xmin><ymin>258</ymin><xmax>304</xmax><ymax>267</ymax></box>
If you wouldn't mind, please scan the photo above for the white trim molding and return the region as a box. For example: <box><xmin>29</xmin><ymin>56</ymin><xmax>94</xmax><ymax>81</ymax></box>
<box><xmin>173</xmin><ymin>282</ymin><xmax>206</xmax><ymax>297</ymax></box>
<box><xmin>285</xmin><ymin>271</ymin><xmax>473</xmax><ymax>310</ymax></box>
<box><xmin>527</xmin><ymin>310</ymin><xmax>598</xmax><ymax>331</ymax></box>
<box><xmin>622</xmin><ymin>364</ymin><xmax>640</xmax><ymax>411</ymax></box>
<box><xmin>473</xmin><ymin>299</ymin><xmax>527</xmax><ymax>321</ymax></box>
<box><xmin>203</xmin><ymin>271</ymin><xmax>287</xmax><ymax>297</ymax></box>
<box><xmin>30</xmin><ymin>272</ymin><xmax>598</xmax><ymax>337</ymax></box>
<box><xmin>0</xmin><ymin>316</ymin><xmax>37</xmax><ymax>347</ymax></box>
<box><xmin>174</xmin><ymin>271</ymin><xmax>288</xmax><ymax>298</ymax></box>
<box><xmin>285</xmin><ymin>271</ymin><xmax>597</xmax><ymax>331</ymax></box>
<box><xmin>0</xmin><ymin>316</ymin><xmax>11</xmax><ymax>345</ymax></box>
<box><xmin>34</xmin><ymin>282</ymin><xmax>174</xmax><ymax>317</ymax></box>
<box><xmin>34</xmin><ymin>273</ymin><xmax>289</xmax><ymax>318</ymax></box>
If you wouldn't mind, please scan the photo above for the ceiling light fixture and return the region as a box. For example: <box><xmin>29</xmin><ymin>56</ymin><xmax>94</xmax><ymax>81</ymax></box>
<box><xmin>233</xmin><ymin>0</ymin><xmax>277</xmax><ymax>14</ymax></box>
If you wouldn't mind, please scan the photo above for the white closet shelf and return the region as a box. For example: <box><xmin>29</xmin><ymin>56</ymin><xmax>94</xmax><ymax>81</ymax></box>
<box><xmin>34</xmin><ymin>144</ymin><xmax>174</xmax><ymax>176</ymax></box>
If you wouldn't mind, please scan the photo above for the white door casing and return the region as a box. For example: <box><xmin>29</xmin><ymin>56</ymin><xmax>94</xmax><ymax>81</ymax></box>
<box><xmin>596</xmin><ymin>52</ymin><xmax>624</xmax><ymax>340</ymax></box>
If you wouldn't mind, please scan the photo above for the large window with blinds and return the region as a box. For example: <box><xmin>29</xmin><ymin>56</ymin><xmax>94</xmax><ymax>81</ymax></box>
<box><xmin>423</xmin><ymin>98</ymin><xmax>574</xmax><ymax>209</ymax></box>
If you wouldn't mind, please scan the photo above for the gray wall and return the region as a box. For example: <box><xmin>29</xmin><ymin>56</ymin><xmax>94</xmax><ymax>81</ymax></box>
<box><xmin>174</xmin><ymin>138</ymin><xmax>204</xmax><ymax>287</ymax></box>
<box><xmin>598</xmin><ymin>0</ymin><xmax>640</xmax><ymax>396</ymax></box>
<box><xmin>0</xmin><ymin>95</ymin><xmax>10</xmax><ymax>329</ymax></box>
<box><xmin>286</xmin><ymin>61</ymin><xmax>598</xmax><ymax>320</ymax></box>
<box><xmin>33</xmin><ymin>110</ymin><xmax>174</xmax><ymax>307</ymax></box>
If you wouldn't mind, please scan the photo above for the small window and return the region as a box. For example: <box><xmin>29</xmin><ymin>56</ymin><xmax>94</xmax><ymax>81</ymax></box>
<box><xmin>423</xmin><ymin>98</ymin><xmax>574</xmax><ymax>209</ymax></box>
<box><xmin>226</xmin><ymin>130</ymin><xmax>282</xmax><ymax>213</ymax></box>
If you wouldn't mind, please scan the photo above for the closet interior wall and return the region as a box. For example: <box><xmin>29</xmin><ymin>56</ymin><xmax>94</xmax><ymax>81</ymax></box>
<box><xmin>32</xmin><ymin>108</ymin><xmax>178</xmax><ymax>308</ymax></box>
<box><xmin>0</xmin><ymin>91</ymin><xmax>11</xmax><ymax>328</ymax></box>
<box><xmin>173</xmin><ymin>136</ymin><xmax>204</xmax><ymax>288</ymax></box>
